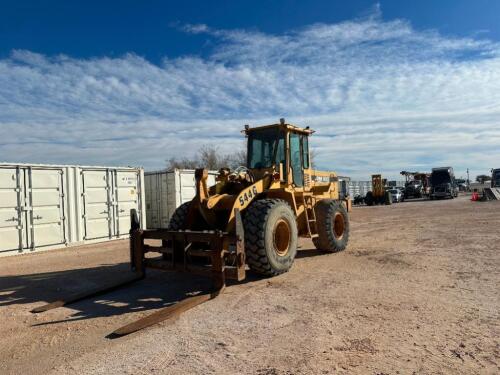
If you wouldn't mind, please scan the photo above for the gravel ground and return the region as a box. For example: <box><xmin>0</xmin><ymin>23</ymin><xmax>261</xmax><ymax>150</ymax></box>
<box><xmin>0</xmin><ymin>195</ymin><xmax>498</xmax><ymax>374</ymax></box>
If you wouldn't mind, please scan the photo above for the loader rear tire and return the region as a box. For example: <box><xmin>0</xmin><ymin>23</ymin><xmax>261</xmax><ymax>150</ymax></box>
<box><xmin>244</xmin><ymin>199</ymin><xmax>298</xmax><ymax>276</ymax></box>
<box><xmin>313</xmin><ymin>200</ymin><xmax>349</xmax><ymax>252</ymax></box>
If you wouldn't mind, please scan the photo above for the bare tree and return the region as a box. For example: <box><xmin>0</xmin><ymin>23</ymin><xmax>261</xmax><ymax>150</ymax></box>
<box><xmin>226</xmin><ymin>149</ymin><xmax>247</xmax><ymax>169</ymax></box>
<box><xmin>166</xmin><ymin>144</ymin><xmax>247</xmax><ymax>171</ymax></box>
<box><xmin>476</xmin><ymin>174</ymin><xmax>491</xmax><ymax>184</ymax></box>
<box><xmin>198</xmin><ymin>145</ymin><xmax>221</xmax><ymax>170</ymax></box>
<box><xmin>166</xmin><ymin>156</ymin><xmax>199</xmax><ymax>170</ymax></box>
<box><xmin>309</xmin><ymin>148</ymin><xmax>318</xmax><ymax>170</ymax></box>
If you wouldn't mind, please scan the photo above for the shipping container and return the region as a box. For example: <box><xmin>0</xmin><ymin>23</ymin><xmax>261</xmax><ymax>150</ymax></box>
<box><xmin>0</xmin><ymin>163</ymin><xmax>146</xmax><ymax>257</ymax></box>
<box><xmin>347</xmin><ymin>180</ymin><xmax>405</xmax><ymax>198</ymax></box>
<box><xmin>347</xmin><ymin>181</ymin><xmax>372</xmax><ymax>198</ymax></box>
<box><xmin>145</xmin><ymin>169</ymin><xmax>217</xmax><ymax>229</ymax></box>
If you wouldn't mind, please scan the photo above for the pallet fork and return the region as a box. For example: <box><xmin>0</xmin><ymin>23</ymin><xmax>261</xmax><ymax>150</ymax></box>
<box><xmin>31</xmin><ymin>209</ymin><xmax>246</xmax><ymax>337</ymax></box>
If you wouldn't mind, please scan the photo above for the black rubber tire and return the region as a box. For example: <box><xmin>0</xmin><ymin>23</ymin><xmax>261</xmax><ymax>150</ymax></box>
<box><xmin>312</xmin><ymin>200</ymin><xmax>349</xmax><ymax>252</ymax></box>
<box><xmin>384</xmin><ymin>191</ymin><xmax>392</xmax><ymax>205</ymax></box>
<box><xmin>165</xmin><ymin>201</ymin><xmax>190</xmax><ymax>261</ymax></box>
<box><xmin>243</xmin><ymin>199</ymin><xmax>298</xmax><ymax>276</ymax></box>
<box><xmin>168</xmin><ymin>201</ymin><xmax>190</xmax><ymax>230</ymax></box>
<box><xmin>365</xmin><ymin>191</ymin><xmax>374</xmax><ymax>206</ymax></box>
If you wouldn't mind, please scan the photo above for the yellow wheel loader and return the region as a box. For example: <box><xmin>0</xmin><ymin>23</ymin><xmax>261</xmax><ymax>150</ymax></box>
<box><xmin>32</xmin><ymin>119</ymin><xmax>351</xmax><ymax>336</ymax></box>
<box><xmin>364</xmin><ymin>174</ymin><xmax>392</xmax><ymax>206</ymax></box>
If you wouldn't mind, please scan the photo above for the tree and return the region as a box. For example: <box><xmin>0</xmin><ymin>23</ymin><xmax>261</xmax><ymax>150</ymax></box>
<box><xmin>166</xmin><ymin>144</ymin><xmax>247</xmax><ymax>171</ymax></box>
<box><xmin>226</xmin><ymin>149</ymin><xmax>247</xmax><ymax>169</ymax></box>
<box><xmin>166</xmin><ymin>156</ymin><xmax>199</xmax><ymax>170</ymax></box>
<box><xmin>476</xmin><ymin>175</ymin><xmax>491</xmax><ymax>184</ymax></box>
<box><xmin>309</xmin><ymin>148</ymin><xmax>318</xmax><ymax>169</ymax></box>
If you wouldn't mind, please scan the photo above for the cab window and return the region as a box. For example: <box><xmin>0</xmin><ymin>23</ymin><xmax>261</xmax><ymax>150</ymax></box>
<box><xmin>290</xmin><ymin>133</ymin><xmax>304</xmax><ymax>186</ymax></box>
<box><xmin>247</xmin><ymin>128</ymin><xmax>285</xmax><ymax>169</ymax></box>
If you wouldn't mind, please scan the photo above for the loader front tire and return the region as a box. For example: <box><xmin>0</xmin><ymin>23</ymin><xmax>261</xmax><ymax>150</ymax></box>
<box><xmin>244</xmin><ymin>199</ymin><xmax>298</xmax><ymax>276</ymax></box>
<box><xmin>165</xmin><ymin>202</ymin><xmax>191</xmax><ymax>261</ymax></box>
<box><xmin>168</xmin><ymin>201</ymin><xmax>190</xmax><ymax>231</ymax></box>
<box><xmin>313</xmin><ymin>200</ymin><xmax>349</xmax><ymax>252</ymax></box>
<box><xmin>365</xmin><ymin>191</ymin><xmax>374</xmax><ymax>206</ymax></box>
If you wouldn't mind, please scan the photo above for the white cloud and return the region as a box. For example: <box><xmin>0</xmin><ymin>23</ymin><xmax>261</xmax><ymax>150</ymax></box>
<box><xmin>1</xmin><ymin>12</ymin><xmax>500</xmax><ymax>179</ymax></box>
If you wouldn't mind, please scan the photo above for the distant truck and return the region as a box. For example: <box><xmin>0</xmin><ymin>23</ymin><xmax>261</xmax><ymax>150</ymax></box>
<box><xmin>492</xmin><ymin>168</ymin><xmax>500</xmax><ymax>188</ymax></box>
<box><xmin>430</xmin><ymin>167</ymin><xmax>458</xmax><ymax>199</ymax></box>
<box><xmin>404</xmin><ymin>180</ymin><xmax>424</xmax><ymax>199</ymax></box>
<box><xmin>402</xmin><ymin>172</ymin><xmax>430</xmax><ymax>199</ymax></box>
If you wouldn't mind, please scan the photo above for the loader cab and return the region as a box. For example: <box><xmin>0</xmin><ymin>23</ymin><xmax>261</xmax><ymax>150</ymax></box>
<box><xmin>246</xmin><ymin>120</ymin><xmax>312</xmax><ymax>188</ymax></box>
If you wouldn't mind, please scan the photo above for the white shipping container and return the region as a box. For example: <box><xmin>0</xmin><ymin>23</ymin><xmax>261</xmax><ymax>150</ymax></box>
<box><xmin>347</xmin><ymin>180</ymin><xmax>405</xmax><ymax>197</ymax></box>
<box><xmin>145</xmin><ymin>169</ymin><xmax>217</xmax><ymax>229</ymax></box>
<box><xmin>0</xmin><ymin>163</ymin><xmax>146</xmax><ymax>257</ymax></box>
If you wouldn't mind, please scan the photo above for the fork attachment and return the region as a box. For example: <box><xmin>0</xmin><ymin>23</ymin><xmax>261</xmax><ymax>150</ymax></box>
<box><xmin>110</xmin><ymin>209</ymin><xmax>246</xmax><ymax>336</ymax></box>
<box><xmin>134</xmin><ymin>208</ymin><xmax>246</xmax><ymax>289</ymax></box>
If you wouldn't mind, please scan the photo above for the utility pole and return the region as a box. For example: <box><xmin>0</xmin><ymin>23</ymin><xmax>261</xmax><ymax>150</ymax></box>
<box><xmin>467</xmin><ymin>168</ymin><xmax>470</xmax><ymax>191</ymax></box>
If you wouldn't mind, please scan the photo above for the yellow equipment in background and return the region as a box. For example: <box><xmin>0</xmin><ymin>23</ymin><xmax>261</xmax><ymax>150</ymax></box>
<box><xmin>365</xmin><ymin>174</ymin><xmax>392</xmax><ymax>206</ymax></box>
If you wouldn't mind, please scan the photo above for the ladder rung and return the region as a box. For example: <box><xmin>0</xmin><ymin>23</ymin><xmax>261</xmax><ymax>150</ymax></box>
<box><xmin>143</xmin><ymin>245</ymin><xmax>173</xmax><ymax>254</ymax></box>
<box><xmin>187</xmin><ymin>249</ymin><xmax>213</xmax><ymax>257</ymax></box>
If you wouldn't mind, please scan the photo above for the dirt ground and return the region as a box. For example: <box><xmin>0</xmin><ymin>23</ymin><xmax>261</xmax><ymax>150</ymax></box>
<box><xmin>0</xmin><ymin>195</ymin><xmax>498</xmax><ymax>374</ymax></box>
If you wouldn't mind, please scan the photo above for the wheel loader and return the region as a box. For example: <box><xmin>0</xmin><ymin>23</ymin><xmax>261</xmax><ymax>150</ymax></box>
<box><xmin>364</xmin><ymin>174</ymin><xmax>392</xmax><ymax>206</ymax></box>
<box><xmin>31</xmin><ymin>119</ymin><xmax>351</xmax><ymax>336</ymax></box>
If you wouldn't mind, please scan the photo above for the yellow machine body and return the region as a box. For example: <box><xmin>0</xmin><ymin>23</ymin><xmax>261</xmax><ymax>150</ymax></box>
<box><xmin>190</xmin><ymin>121</ymin><xmax>350</xmax><ymax>238</ymax></box>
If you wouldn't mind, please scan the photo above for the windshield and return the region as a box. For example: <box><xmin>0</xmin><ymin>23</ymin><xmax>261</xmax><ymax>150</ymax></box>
<box><xmin>389</xmin><ymin>189</ymin><xmax>398</xmax><ymax>194</ymax></box>
<box><xmin>493</xmin><ymin>170</ymin><xmax>500</xmax><ymax>187</ymax></box>
<box><xmin>431</xmin><ymin>170</ymin><xmax>451</xmax><ymax>185</ymax></box>
<box><xmin>247</xmin><ymin>128</ymin><xmax>285</xmax><ymax>169</ymax></box>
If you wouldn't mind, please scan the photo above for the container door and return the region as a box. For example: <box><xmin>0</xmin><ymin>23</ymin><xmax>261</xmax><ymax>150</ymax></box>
<box><xmin>145</xmin><ymin>174</ymin><xmax>161</xmax><ymax>229</ymax></box>
<box><xmin>27</xmin><ymin>168</ymin><xmax>66</xmax><ymax>248</ymax></box>
<box><xmin>145</xmin><ymin>174</ymin><xmax>155</xmax><ymax>229</ymax></box>
<box><xmin>179</xmin><ymin>170</ymin><xmax>197</xmax><ymax>205</ymax></box>
<box><xmin>159</xmin><ymin>173</ymin><xmax>169</xmax><ymax>227</ymax></box>
<box><xmin>114</xmin><ymin>170</ymin><xmax>140</xmax><ymax>237</ymax></box>
<box><xmin>81</xmin><ymin>170</ymin><xmax>112</xmax><ymax>240</ymax></box>
<box><xmin>0</xmin><ymin>167</ymin><xmax>26</xmax><ymax>253</ymax></box>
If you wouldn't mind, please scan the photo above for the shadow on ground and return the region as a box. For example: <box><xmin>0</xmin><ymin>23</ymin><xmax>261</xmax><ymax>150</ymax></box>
<box><xmin>0</xmin><ymin>247</ymin><xmax>322</xmax><ymax>328</ymax></box>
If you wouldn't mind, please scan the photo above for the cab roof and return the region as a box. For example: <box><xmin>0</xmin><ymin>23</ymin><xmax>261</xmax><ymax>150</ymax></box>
<box><xmin>244</xmin><ymin>121</ymin><xmax>314</xmax><ymax>135</ymax></box>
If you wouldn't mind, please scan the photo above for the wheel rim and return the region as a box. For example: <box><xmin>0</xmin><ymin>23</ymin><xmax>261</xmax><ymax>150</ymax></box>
<box><xmin>333</xmin><ymin>212</ymin><xmax>345</xmax><ymax>239</ymax></box>
<box><xmin>273</xmin><ymin>219</ymin><xmax>291</xmax><ymax>256</ymax></box>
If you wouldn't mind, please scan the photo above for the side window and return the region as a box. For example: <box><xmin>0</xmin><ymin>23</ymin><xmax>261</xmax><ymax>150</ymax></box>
<box><xmin>275</xmin><ymin>135</ymin><xmax>285</xmax><ymax>166</ymax></box>
<box><xmin>302</xmin><ymin>135</ymin><xmax>309</xmax><ymax>169</ymax></box>
<box><xmin>290</xmin><ymin>133</ymin><xmax>304</xmax><ymax>187</ymax></box>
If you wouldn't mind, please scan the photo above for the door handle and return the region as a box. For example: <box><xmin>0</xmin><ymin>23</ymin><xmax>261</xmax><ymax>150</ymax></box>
<box><xmin>34</xmin><ymin>215</ymin><xmax>43</xmax><ymax>220</ymax></box>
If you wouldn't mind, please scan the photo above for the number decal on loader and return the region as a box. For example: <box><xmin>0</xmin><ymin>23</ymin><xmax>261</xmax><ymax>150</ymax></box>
<box><xmin>239</xmin><ymin>186</ymin><xmax>259</xmax><ymax>206</ymax></box>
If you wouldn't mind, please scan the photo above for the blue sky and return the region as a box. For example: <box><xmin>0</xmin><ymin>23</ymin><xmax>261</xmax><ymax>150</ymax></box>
<box><xmin>1</xmin><ymin>1</ymin><xmax>500</xmax><ymax>179</ymax></box>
